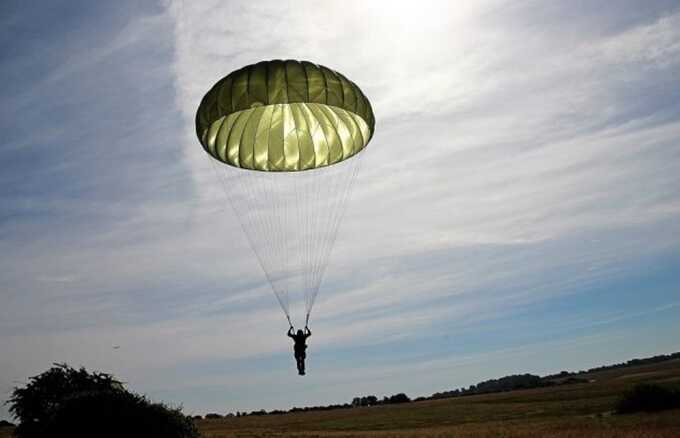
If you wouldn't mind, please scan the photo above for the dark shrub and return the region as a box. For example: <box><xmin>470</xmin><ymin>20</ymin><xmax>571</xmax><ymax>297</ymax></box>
<box><xmin>46</xmin><ymin>390</ymin><xmax>199</xmax><ymax>438</ymax></box>
<box><xmin>8</xmin><ymin>363</ymin><xmax>124</xmax><ymax>437</ymax></box>
<box><xmin>385</xmin><ymin>393</ymin><xmax>410</xmax><ymax>404</ymax></box>
<box><xmin>616</xmin><ymin>383</ymin><xmax>680</xmax><ymax>414</ymax></box>
<box><xmin>0</xmin><ymin>420</ymin><xmax>15</xmax><ymax>428</ymax></box>
<box><xmin>7</xmin><ymin>364</ymin><xmax>198</xmax><ymax>438</ymax></box>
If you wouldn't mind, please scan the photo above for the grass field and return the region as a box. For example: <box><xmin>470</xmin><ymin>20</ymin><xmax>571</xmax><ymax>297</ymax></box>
<box><xmin>1</xmin><ymin>359</ymin><xmax>678</xmax><ymax>437</ymax></box>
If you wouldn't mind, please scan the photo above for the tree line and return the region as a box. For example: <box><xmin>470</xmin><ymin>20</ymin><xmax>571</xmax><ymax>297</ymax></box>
<box><xmin>195</xmin><ymin>393</ymin><xmax>412</xmax><ymax>419</ymax></box>
<box><xmin>543</xmin><ymin>351</ymin><xmax>680</xmax><ymax>379</ymax></box>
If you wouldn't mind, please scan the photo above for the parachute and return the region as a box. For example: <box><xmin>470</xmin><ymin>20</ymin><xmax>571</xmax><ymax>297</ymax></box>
<box><xmin>196</xmin><ymin>60</ymin><xmax>375</xmax><ymax>326</ymax></box>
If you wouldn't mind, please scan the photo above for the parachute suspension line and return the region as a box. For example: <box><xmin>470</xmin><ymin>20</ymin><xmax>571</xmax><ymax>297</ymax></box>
<box><xmin>298</xmin><ymin>168</ymin><xmax>308</xmax><ymax>324</ymax></box>
<box><xmin>313</xmin><ymin>155</ymin><xmax>362</xmax><ymax>313</ymax></box>
<box><xmin>305</xmin><ymin>166</ymin><xmax>327</xmax><ymax>317</ymax></box>
<box><xmin>304</xmin><ymin>155</ymin><xmax>364</xmax><ymax>320</ymax></box>
<box><xmin>210</xmin><ymin>152</ymin><xmax>363</xmax><ymax>326</ymax></box>
<box><xmin>229</xmin><ymin>165</ymin><xmax>296</xmax><ymax>321</ymax></box>
<box><xmin>246</xmin><ymin>168</ymin><xmax>292</xmax><ymax>319</ymax></box>
<box><xmin>208</xmin><ymin>159</ymin><xmax>290</xmax><ymax>321</ymax></box>
<box><xmin>306</xmin><ymin>160</ymin><xmax>329</xmax><ymax>318</ymax></box>
<box><xmin>303</xmin><ymin>167</ymin><xmax>318</xmax><ymax>318</ymax></box>
<box><xmin>314</xmin><ymin>160</ymin><xmax>338</xmax><ymax>311</ymax></box>
<box><xmin>265</xmin><ymin>172</ymin><xmax>287</xmax><ymax>315</ymax></box>
<box><xmin>247</xmin><ymin>170</ymin><xmax>282</xmax><ymax>314</ymax></box>
<box><xmin>282</xmin><ymin>170</ymin><xmax>294</xmax><ymax>319</ymax></box>
<box><xmin>292</xmin><ymin>168</ymin><xmax>305</xmax><ymax>322</ymax></box>
<box><xmin>253</xmin><ymin>170</ymin><xmax>284</xmax><ymax>312</ymax></box>
<box><xmin>257</xmin><ymin>168</ymin><xmax>290</xmax><ymax>317</ymax></box>
<box><xmin>267</xmin><ymin>170</ymin><xmax>289</xmax><ymax>314</ymax></box>
<box><xmin>246</xmin><ymin>169</ymin><xmax>291</xmax><ymax>321</ymax></box>
<box><xmin>304</xmin><ymin>163</ymin><xmax>317</xmax><ymax>319</ymax></box>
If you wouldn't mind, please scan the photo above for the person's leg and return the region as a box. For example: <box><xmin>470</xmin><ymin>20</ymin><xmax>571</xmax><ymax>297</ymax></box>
<box><xmin>295</xmin><ymin>352</ymin><xmax>304</xmax><ymax>374</ymax></box>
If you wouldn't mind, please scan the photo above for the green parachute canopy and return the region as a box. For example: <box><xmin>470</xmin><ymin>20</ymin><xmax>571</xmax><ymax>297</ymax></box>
<box><xmin>196</xmin><ymin>60</ymin><xmax>375</xmax><ymax>171</ymax></box>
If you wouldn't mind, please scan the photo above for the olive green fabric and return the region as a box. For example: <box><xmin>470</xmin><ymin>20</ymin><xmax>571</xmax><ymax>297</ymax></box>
<box><xmin>196</xmin><ymin>60</ymin><xmax>375</xmax><ymax>171</ymax></box>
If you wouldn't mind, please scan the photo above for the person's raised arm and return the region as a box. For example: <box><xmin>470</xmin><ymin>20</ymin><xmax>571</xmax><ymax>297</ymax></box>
<box><xmin>287</xmin><ymin>326</ymin><xmax>294</xmax><ymax>337</ymax></box>
<box><xmin>304</xmin><ymin>326</ymin><xmax>311</xmax><ymax>337</ymax></box>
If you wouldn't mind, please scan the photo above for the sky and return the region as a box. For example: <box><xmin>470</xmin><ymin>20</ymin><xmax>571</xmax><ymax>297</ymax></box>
<box><xmin>1</xmin><ymin>0</ymin><xmax>680</xmax><ymax>420</ymax></box>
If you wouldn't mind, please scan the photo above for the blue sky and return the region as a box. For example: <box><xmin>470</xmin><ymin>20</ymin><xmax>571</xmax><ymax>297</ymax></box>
<box><xmin>2</xmin><ymin>0</ymin><xmax>680</xmax><ymax>420</ymax></box>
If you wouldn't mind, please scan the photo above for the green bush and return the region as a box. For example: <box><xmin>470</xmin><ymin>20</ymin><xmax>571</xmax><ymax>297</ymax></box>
<box><xmin>7</xmin><ymin>363</ymin><xmax>198</xmax><ymax>438</ymax></box>
<box><xmin>8</xmin><ymin>363</ymin><xmax>124</xmax><ymax>437</ymax></box>
<box><xmin>616</xmin><ymin>383</ymin><xmax>680</xmax><ymax>414</ymax></box>
<box><xmin>46</xmin><ymin>390</ymin><xmax>199</xmax><ymax>438</ymax></box>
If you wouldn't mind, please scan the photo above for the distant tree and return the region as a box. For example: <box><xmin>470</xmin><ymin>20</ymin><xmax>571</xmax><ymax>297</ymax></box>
<box><xmin>386</xmin><ymin>393</ymin><xmax>410</xmax><ymax>404</ymax></box>
<box><xmin>205</xmin><ymin>413</ymin><xmax>222</xmax><ymax>419</ymax></box>
<box><xmin>460</xmin><ymin>374</ymin><xmax>546</xmax><ymax>396</ymax></box>
<box><xmin>192</xmin><ymin>415</ymin><xmax>202</xmax><ymax>420</ymax></box>
<box><xmin>430</xmin><ymin>388</ymin><xmax>461</xmax><ymax>400</ymax></box>
<box><xmin>351</xmin><ymin>395</ymin><xmax>378</xmax><ymax>407</ymax></box>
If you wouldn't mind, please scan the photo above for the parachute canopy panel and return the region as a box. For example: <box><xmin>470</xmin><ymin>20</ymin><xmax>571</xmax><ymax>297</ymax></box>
<box><xmin>196</xmin><ymin>60</ymin><xmax>375</xmax><ymax>171</ymax></box>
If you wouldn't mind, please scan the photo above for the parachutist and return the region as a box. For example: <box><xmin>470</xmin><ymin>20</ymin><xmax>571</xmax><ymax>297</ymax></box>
<box><xmin>287</xmin><ymin>326</ymin><xmax>311</xmax><ymax>375</ymax></box>
<box><xmin>196</xmin><ymin>61</ymin><xmax>374</xmax><ymax>341</ymax></box>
